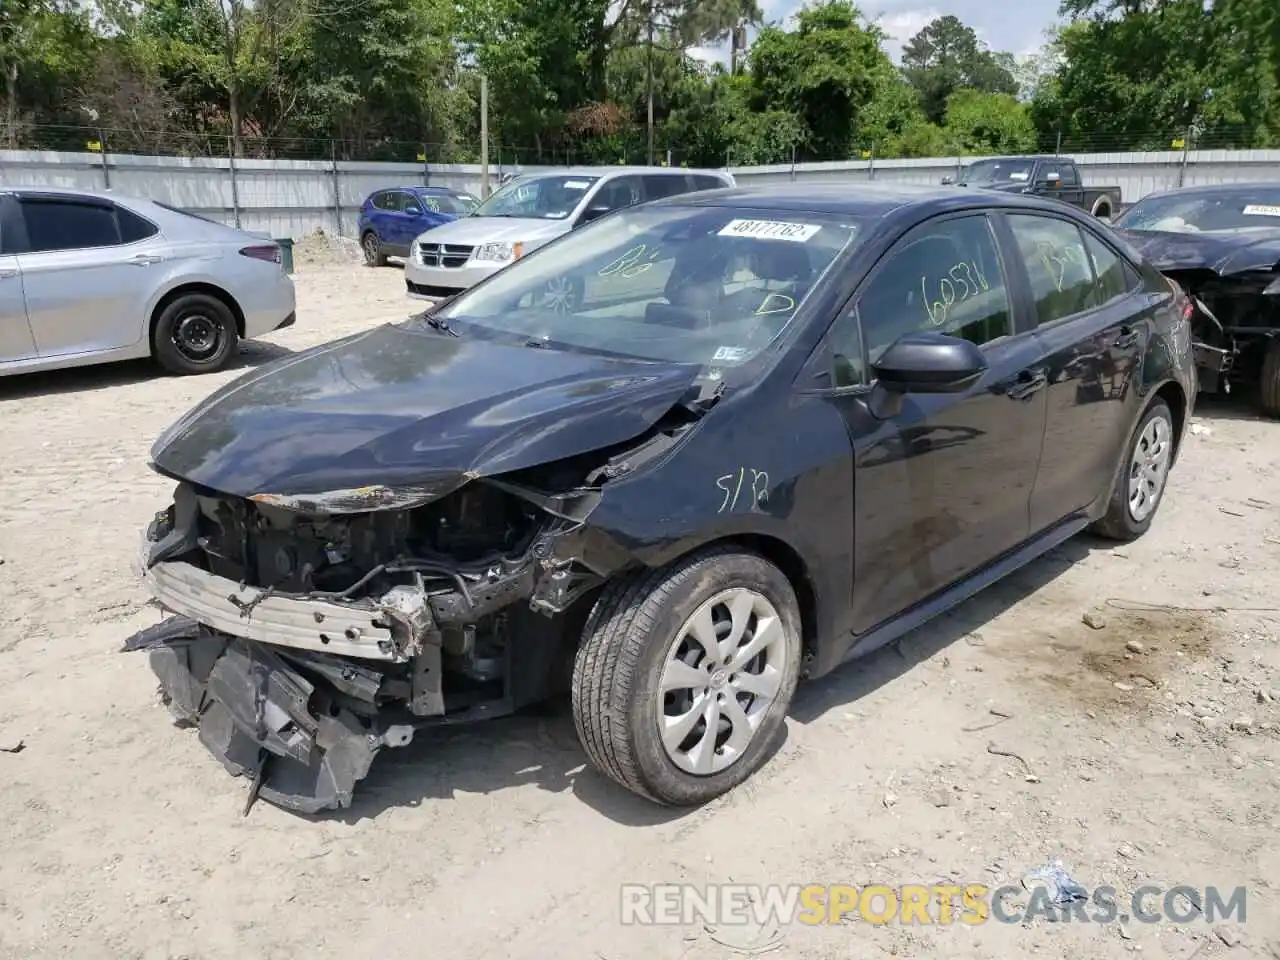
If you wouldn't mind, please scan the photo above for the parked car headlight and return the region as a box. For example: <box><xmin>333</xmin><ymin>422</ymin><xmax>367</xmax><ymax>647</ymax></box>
<box><xmin>248</xmin><ymin>482</ymin><xmax>457</xmax><ymax>514</ymax></box>
<box><xmin>474</xmin><ymin>241</ymin><xmax>524</xmax><ymax>263</ymax></box>
<box><xmin>1264</xmin><ymin>276</ymin><xmax>1280</xmax><ymax>296</ymax></box>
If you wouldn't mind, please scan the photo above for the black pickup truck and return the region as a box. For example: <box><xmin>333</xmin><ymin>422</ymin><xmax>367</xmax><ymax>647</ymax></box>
<box><xmin>942</xmin><ymin>155</ymin><xmax>1123</xmax><ymax>219</ymax></box>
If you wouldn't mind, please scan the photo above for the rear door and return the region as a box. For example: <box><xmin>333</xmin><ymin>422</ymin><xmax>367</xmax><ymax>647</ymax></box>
<box><xmin>0</xmin><ymin>196</ymin><xmax>36</xmax><ymax>363</ymax></box>
<box><xmin>815</xmin><ymin>211</ymin><xmax>1048</xmax><ymax>633</ymax></box>
<box><xmin>1000</xmin><ymin>211</ymin><xmax>1150</xmax><ymax>532</ymax></box>
<box><xmin>14</xmin><ymin>193</ymin><xmax>164</xmax><ymax>357</ymax></box>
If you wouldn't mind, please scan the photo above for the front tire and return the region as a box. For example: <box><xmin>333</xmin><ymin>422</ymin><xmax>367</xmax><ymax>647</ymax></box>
<box><xmin>1090</xmin><ymin>398</ymin><xmax>1175</xmax><ymax>541</ymax></box>
<box><xmin>1258</xmin><ymin>338</ymin><xmax>1280</xmax><ymax>418</ymax></box>
<box><xmin>152</xmin><ymin>293</ymin><xmax>238</xmax><ymax>375</ymax></box>
<box><xmin>572</xmin><ymin>547</ymin><xmax>802</xmax><ymax>806</ymax></box>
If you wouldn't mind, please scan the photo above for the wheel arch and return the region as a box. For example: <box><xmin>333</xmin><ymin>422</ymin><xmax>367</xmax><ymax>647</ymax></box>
<box><xmin>1091</xmin><ymin>195</ymin><xmax>1113</xmax><ymax>218</ymax></box>
<box><xmin>634</xmin><ymin>532</ymin><xmax>822</xmax><ymax>668</ymax></box>
<box><xmin>148</xmin><ymin>282</ymin><xmax>246</xmax><ymax>348</ymax></box>
<box><xmin>1150</xmin><ymin>378</ymin><xmax>1188</xmax><ymax>460</ymax></box>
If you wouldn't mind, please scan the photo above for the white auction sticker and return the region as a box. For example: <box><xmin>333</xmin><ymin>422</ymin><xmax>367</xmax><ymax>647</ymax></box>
<box><xmin>712</xmin><ymin>345</ymin><xmax>750</xmax><ymax>362</ymax></box>
<box><xmin>717</xmin><ymin>218</ymin><xmax>822</xmax><ymax>242</ymax></box>
<box><xmin>1242</xmin><ymin>204</ymin><xmax>1280</xmax><ymax>217</ymax></box>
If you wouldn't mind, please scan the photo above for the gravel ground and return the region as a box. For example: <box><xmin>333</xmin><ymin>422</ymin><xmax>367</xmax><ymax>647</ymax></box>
<box><xmin>1</xmin><ymin>248</ymin><xmax>1278</xmax><ymax>960</ymax></box>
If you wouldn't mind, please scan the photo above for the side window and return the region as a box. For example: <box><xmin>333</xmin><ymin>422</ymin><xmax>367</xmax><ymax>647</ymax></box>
<box><xmin>1007</xmin><ymin>214</ymin><xmax>1098</xmax><ymax>325</ymax></box>
<box><xmin>827</xmin><ymin>304</ymin><xmax>866</xmax><ymax>388</ymax></box>
<box><xmin>1082</xmin><ymin>229</ymin><xmax>1135</xmax><ymax>303</ymax></box>
<box><xmin>857</xmin><ymin>214</ymin><xmax>1011</xmax><ymax>362</ymax></box>
<box><xmin>691</xmin><ymin>174</ymin><xmax>728</xmax><ymax>191</ymax></box>
<box><xmin>641</xmin><ymin>174</ymin><xmax>692</xmax><ymax>201</ymax></box>
<box><xmin>1059</xmin><ymin>164</ymin><xmax>1080</xmax><ymax>187</ymax></box>
<box><xmin>595</xmin><ymin>176</ymin><xmax>643</xmax><ymax>212</ymax></box>
<box><xmin>416</xmin><ymin>194</ymin><xmax>442</xmax><ymax>213</ymax></box>
<box><xmin>394</xmin><ymin>192</ymin><xmax>417</xmax><ymax>213</ymax></box>
<box><xmin>20</xmin><ymin>198</ymin><xmax>121</xmax><ymax>252</ymax></box>
<box><xmin>371</xmin><ymin>191</ymin><xmax>393</xmax><ymax>210</ymax></box>
<box><xmin>117</xmin><ymin>206</ymin><xmax>159</xmax><ymax>243</ymax></box>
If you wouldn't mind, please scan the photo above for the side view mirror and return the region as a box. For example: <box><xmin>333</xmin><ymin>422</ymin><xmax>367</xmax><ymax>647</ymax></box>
<box><xmin>578</xmin><ymin>204</ymin><xmax>612</xmax><ymax>225</ymax></box>
<box><xmin>940</xmin><ymin>175</ymin><xmax>955</xmax><ymax>185</ymax></box>
<box><xmin>873</xmin><ymin>331</ymin><xmax>987</xmax><ymax>395</ymax></box>
<box><xmin>405</xmin><ymin>206</ymin><xmax>422</xmax><ymax>216</ymax></box>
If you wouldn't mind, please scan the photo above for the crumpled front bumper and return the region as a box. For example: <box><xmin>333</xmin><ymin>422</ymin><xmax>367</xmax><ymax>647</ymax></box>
<box><xmin>123</xmin><ymin>616</ymin><xmax>414</xmax><ymax>814</ymax></box>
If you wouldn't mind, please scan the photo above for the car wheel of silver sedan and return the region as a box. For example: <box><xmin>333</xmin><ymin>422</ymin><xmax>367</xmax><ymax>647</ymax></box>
<box><xmin>152</xmin><ymin>292</ymin><xmax>239</xmax><ymax>376</ymax></box>
<box><xmin>572</xmin><ymin>546</ymin><xmax>802</xmax><ymax>805</ymax></box>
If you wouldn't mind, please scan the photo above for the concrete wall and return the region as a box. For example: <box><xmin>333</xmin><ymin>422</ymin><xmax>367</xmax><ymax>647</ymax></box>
<box><xmin>4</xmin><ymin>147</ymin><xmax>1280</xmax><ymax>240</ymax></box>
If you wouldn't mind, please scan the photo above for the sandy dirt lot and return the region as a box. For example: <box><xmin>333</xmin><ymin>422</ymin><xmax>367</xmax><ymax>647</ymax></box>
<box><xmin>2</xmin><ymin>240</ymin><xmax>1279</xmax><ymax>960</ymax></box>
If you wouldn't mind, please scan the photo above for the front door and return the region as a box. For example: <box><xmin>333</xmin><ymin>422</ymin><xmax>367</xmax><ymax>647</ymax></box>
<box><xmin>1002</xmin><ymin>212</ymin><xmax>1152</xmax><ymax>531</ymax></box>
<box><xmin>822</xmin><ymin>212</ymin><xmax>1048</xmax><ymax>635</ymax></box>
<box><xmin>15</xmin><ymin>194</ymin><xmax>161</xmax><ymax>358</ymax></box>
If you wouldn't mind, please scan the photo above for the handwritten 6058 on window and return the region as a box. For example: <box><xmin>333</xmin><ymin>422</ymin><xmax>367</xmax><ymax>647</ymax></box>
<box><xmin>856</xmin><ymin>214</ymin><xmax>1012</xmax><ymax>360</ymax></box>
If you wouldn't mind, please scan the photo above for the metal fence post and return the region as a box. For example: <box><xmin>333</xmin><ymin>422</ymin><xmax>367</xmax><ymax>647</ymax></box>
<box><xmin>98</xmin><ymin>128</ymin><xmax>110</xmax><ymax>189</ymax></box>
<box><xmin>330</xmin><ymin>139</ymin><xmax>342</xmax><ymax>236</ymax></box>
<box><xmin>789</xmin><ymin>144</ymin><xmax>796</xmax><ymax>181</ymax></box>
<box><xmin>1177</xmin><ymin>126</ymin><xmax>1191</xmax><ymax>188</ymax></box>
<box><xmin>227</xmin><ymin>136</ymin><xmax>242</xmax><ymax>229</ymax></box>
<box><xmin>868</xmin><ymin>142</ymin><xmax>876</xmax><ymax>180</ymax></box>
<box><xmin>422</xmin><ymin>143</ymin><xmax>430</xmax><ymax>187</ymax></box>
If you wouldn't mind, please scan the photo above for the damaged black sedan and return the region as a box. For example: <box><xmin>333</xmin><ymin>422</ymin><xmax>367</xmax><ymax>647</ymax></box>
<box><xmin>127</xmin><ymin>183</ymin><xmax>1196</xmax><ymax>814</ymax></box>
<box><xmin>1111</xmin><ymin>183</ymin><xmax>1280</xmax><ymax>416</ymax></box>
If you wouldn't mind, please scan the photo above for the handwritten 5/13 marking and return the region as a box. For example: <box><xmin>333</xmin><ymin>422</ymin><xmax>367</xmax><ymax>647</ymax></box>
<box><xmin>717</xmin><ymin>467</ymin><xmax>770</xmax><ymax>514</ymax></box>
<box><xmin>923</xmin><ymin>260</ymin><xmax>990</xmax><ymax>327</ymax></box>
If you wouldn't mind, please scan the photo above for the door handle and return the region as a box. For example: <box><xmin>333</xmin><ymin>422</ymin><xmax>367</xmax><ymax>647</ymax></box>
<box><xmin>1006</xmin><ymin>368</ymin><xmax>1048</xmax><ymax>401</ymax></box>
<box><xmin>129</xmin><ymin>253</ymin><xmax>163</xmax><ymax>266</ymax></box>
<box><xmin>1114</xmin><ymin>326</ymin><xmax>1140</xmax><ymax>349</ymax></box>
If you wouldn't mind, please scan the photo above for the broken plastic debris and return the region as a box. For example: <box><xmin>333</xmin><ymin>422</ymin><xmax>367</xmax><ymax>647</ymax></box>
<box><xmin>1021</xmin><ymin>859</ymin><xmax>1089</xmax><ymax>904</ymax></box>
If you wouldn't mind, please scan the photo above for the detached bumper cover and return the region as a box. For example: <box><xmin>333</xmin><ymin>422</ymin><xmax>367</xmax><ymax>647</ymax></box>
<box><xmin>124</xmin><ymin>616</ymin><xmax>413</xmax><ymax>814</ymax></box>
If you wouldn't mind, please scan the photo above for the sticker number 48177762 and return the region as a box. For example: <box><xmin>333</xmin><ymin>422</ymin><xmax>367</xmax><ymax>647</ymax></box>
<box><xmin>716</xmin><ymin>219</ymin><xmax>822</xmax><ymax>242</ymax></box>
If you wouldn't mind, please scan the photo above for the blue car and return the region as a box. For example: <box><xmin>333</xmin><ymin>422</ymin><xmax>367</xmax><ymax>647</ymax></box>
<box><xmin>357</xmin><ymin>186</ymin><xmax>479</xmax><ymax>266</ymax></box>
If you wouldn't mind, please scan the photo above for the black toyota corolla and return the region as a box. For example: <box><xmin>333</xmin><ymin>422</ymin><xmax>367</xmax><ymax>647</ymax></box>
<box><xmin>126</xmin><ymin>182</ymin><xmax>1196</xmax><ymax>814</ymax></box>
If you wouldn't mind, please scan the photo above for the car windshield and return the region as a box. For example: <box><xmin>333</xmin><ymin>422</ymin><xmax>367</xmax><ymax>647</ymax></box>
<box><xmin>470</xmin><ymin>174</ymin><xmax>600</xmax><ymax>220</ymax></box>
<box><xmin>417</xmin><ymin>192</ymin><xmax>479</xmax><ymax>216</ymax></box>
<box><xmin>421</xmin><ymin>204</ymin><xmax>864</xmax><ymax>369</ymax></box>
<box><xmin>959</xmin><ymin>159</ymin><xmax>1035</xmax><ymax>184</ymax></box>
<box><xmin>1114</xmin><ymin>188</ymin><xmax>1280</xmax><ymax>233</ymax></box>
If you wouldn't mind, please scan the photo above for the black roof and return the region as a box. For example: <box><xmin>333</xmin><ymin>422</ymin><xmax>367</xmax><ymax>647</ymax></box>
<box><xmin>659</xmin><ymin>181</ymin><xmax>1063</xmax><ymax>217</ymax></box>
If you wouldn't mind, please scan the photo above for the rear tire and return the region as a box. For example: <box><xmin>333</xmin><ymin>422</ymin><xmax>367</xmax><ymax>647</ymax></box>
<box><xmin>152</xmin><ymin>293</ymin><xmax>238</xmax><ymax>375</ymax></box>
<box><xmin>571</xmin><ymin>547</ymin><xmax>802</xmax><ymax>806</ymax></box>
<box><xmin>1090</xmin><ymin>398</ymin><xmax>1175</xmax><ymax>541</ymax></box>
<box><xmin>362</xmin><ymin>231</ymin><xmax>386</xmax><ymax>267</ymax></box>
<box><xmin>1091</xmin><ymin>196</ymin><xmax>1113</xmax><ymax>219</ymax></box>
<box><xmin>1259</xmin><ymin>338</ymin><xmax>1280</xmax><ymax>418</ymax></box>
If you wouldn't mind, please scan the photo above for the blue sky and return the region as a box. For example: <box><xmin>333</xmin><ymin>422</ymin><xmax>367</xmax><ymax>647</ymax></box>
<box><xmin>692</xmin><ymin>0</ymin><xmax>1060</xmax><ymax>65</ymax></box>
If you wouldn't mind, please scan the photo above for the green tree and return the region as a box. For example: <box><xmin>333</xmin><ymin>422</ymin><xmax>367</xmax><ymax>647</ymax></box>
<box><xmin>746</xmin><ymin>0</ymin><xmax>890</xmax><ymax>160</ymax></box>
<box><xmin>901</xmin><ymin>15</ymin><xmax>1019</xmax><ymax>125</ymax></box>
<box><xmin>943</xmin><ymin>89</ymin><xmax>1037</xmax><ymax>154</ymax></box>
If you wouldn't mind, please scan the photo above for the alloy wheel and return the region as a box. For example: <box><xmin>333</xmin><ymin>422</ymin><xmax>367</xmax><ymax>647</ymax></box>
<box><xmin>1127</xmin><ymin>412</ymin><xmax>1172</xmax><ymax>522</ymax></box>
<box><xmin>658</xmin><ymin>588</ymin><xmax>789</xmax><ymax>776</ymax></box>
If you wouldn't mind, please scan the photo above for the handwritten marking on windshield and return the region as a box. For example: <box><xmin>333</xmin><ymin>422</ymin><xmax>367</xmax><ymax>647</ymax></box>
<box><xmin>598</xmin><ymin>244</ymin><xmax>663</xmax><ymax>279</ymax></box>
<box><xmin>717</xmin><ymin>468</ymin><xmax>770</xmax><ymax>514</ymax></box>
<box><xmin>755</xmin><ymin>293</ymin><xmax>796</xmax><ymax>316</ymax></box>
<box><xmin>923</xmin><ymin>260</ymin><xmax>990</xmax><ymax>327</ymax></box>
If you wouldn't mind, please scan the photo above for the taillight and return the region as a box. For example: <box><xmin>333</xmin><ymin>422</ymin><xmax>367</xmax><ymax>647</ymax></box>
<box><xmin>239</xmin><ymin>244</ymin><xmax>281</xmax><ymax>264</ymax></box>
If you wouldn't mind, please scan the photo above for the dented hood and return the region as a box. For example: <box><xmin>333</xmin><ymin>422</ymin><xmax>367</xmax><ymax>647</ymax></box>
<box><xmin>149</xmin><ymin>323</ymin><xmax>702</xmax><ymax>497</ymax></box>
<box><xmin>1115</xmin><ymin>227</ymin><xmax>1280</xmax><ymax>276</ymax></box>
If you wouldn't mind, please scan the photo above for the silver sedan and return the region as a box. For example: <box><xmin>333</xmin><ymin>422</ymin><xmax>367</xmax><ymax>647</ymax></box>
<box><xmin>0</xmin><ymin>187</ymin><xmax>296</xmax><ymax>377</ymax></box>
